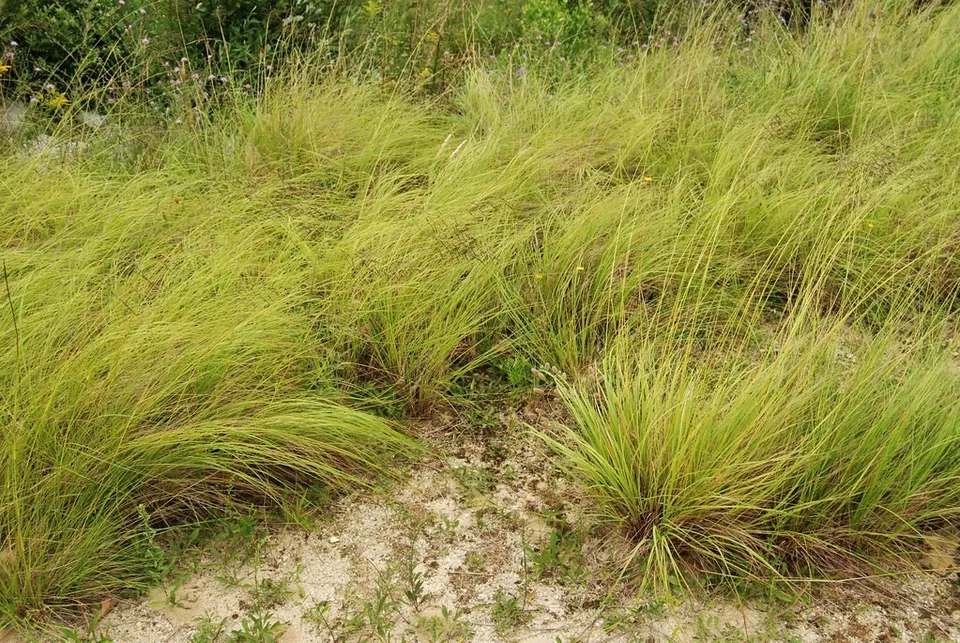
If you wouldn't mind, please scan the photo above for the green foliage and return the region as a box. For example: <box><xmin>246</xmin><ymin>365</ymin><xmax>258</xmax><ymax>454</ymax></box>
<box><xmin>491</xmin><ymin>587</ymin><xmax>529</xmax><ymax>631</ymax></box>
<box><xmin>303</xmin><ymin>568</ymin><xmax>404</xmax><ymax>640</ymax></box>
<box><xmin>546</xmin><ymin>329</ymin><xmax>960</xmax><ymax>590</ymax></box>
<box><xmin>526</xmin><ymin>524</ymin><xmax>585</xmax><ymax>584</ymax></box>
<box><xmin>181</xmin><ymin>0</ymin><xmax>335</xmax><ymax>63</ymax></box>
<box><xmin>226</xmin><ymin>611</ymin><xmax>285</xmax><ymax>642</ymax></box>
<box><xmin>133</xmin><ymin>504</ymin><xmax>177</xmax><ymax>587</ymax></box>
<box><xmin>494</xmin><ymin>354</ymin><xmax>538</xmax><ymax>391</ymax></box>
<box><xmin>452</xmin><ymin>466</ymin><xmax>496</xmax><ymax>500</ymax></box>
<box><xmin>602</xmin><ymin>600</ymin><xmax>667</xmax><ymax>633</ymax></box>
<box><xmin>249</xmin><ymin>578</ymin><xmax>290</xmax><ymax>611</ymax></box>
<box><xmin>0</xmin><ymin>0</ymin><xmax>665</xmax><ymax>106</ymax></box>
<box><xmin>189</xmin><ymin>614</ymin><xmax>227</xmax><ymax>643</ymax></box>
<box><xmin>522</xmin><ymin>0</ymin><xmax>612</xmax><ymax>52</ymax></box>
<box><xmin>412</xmin><ymin>605</ymin><xmax>472</xmax><ymax>642</ymax></box>
<box><xmin>59</xmin><ymin>624</ymin><xmax>113</xmax><ymax>643</ymax></box>
<box><xmin>401</xmin><ymin>548</ymin><xmax>431</xmax><ymax>612</ymax></box>
<box><xmin>0</xmin><ymin>0</ymin><xmax>150</xmax><ymax>87</ymax></box>
<box><xmin>0</xmin><ymin>0</ymin><xmax>338</xmax><ymax>93</ymax></box>
<box><xmin>3</xmin><ymin>0</ymin><xmax>960</xmax><ymax>632</ymax></box>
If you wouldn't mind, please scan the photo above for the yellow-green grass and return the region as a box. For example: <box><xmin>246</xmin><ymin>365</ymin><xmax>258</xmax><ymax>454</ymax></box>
<box><xmin>548</xmin><ymin>319</ymin><xmax>960</xmax><ymax>591</ymax></box>
<box><xmin>2</xmin><ymin>0</ymin><xmax>960</xmax><ymax>628</ymax></box>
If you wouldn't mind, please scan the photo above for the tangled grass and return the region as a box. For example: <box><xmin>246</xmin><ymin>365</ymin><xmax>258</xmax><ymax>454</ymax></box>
<box><xmin>1</xmin><ymin>0</ymin><xmax>959</xmax><ymax>629</ymax></box>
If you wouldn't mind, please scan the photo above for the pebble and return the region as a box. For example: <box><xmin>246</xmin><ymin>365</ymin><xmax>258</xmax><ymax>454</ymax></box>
<box><xmin>328</xmin><ymin>536</ymin><xmax>340</xmax><ymax>544</ymax></box>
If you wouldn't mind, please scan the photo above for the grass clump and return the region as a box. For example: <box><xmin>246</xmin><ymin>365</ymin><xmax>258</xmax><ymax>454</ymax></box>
<box><xmin>0</xmin><ymin>162</ymin><xmax>414</xmax><ymax>625</ymax></box>
<box><xmin>547</xmin><ymin>321</ymin><xmax>960</xmax><ymax>589</ymax></box>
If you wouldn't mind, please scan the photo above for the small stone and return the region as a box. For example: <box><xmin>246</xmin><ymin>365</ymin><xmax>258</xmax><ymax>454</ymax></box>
<box><xmin>328</xmin><ymin>536</ymin><xmax>340</xmax><ymax>544</ymax></box>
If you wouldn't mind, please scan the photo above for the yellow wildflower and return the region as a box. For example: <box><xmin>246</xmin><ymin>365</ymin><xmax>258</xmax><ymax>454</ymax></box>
<box><xmin>867</xmin><ymin>222</ymin><xmax>875</xmax><ymax>228</ymax></box>
<box><xmin>535</xmin><ymin>273</ymin><xmax>544</xmax><ymax>280</ymax></box>
<box><xmin>46</xmin><ymin>92</ymin><xmax>69</xmax><ymax>110</ymax></box>
<box><xmin>642</xmin><ymin>176</ymin><xmax>653</xmax><ymax>183</ymax></box>
<box><xmin>0</xmin><ymin>63</ymin><xmax>10</xmax><ymax>75</ymax></box>
<box><xmin>576</xmin><ymin>265</ymin><xmax>585</xmax><ymax>272</ymax></box>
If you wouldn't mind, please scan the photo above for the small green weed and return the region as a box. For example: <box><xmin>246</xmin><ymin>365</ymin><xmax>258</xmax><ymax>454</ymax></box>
<box><xmin>401</xmin><ymin>550</ymin><xmax>431</xmax><ymax>612</ymax></box>
<box><xmin>526</xmin><ymin>525</ymin><xmax>585</xmax><ymax>584</ymax></box>
<box><xmin>59</xmin><ymin>626</ymin><xmax>112</xmax><ymax>643</ymax></box>
<box><xmin>362</xmin><ymin>571</ymin><xmax>400</xmax><ymax>638</ymax></box>
<box><xmin>483</xmin><ymin>437</ymin><xmax>510</xmax><ymax>465</ymax></box>
<box><xmin>305</xmin><ymin>574</ymin><xmax>401</xmax><ymax>641</ymax></box>
<box><xmin>225</xmin><ymin>573</ymin><xmax>292</xmax><ymax>642</ymax></box>
<box><xmin>491</xmin><ymin>588</ymin><xmax>529</xmax><ymax>632</ymax></box>
<box><xmin>412</xmin><ymin>605</ymin><xmax>472</xmax><ymax>641</ymax></box>
<box><xmin>250</xmin><ymin>577</ymin><xmax>290</xmax><ymax>610</ymax></box>
<box><xmin>301</xmin><ymin>600</ymin><xmax>340</xmax><ymax>637</ymax></box>
<box><xmin>226</xmin><ymin>611</ymin><xmax>285</xmax><ymax>643</ymax></box>
<box><xmin>452</xmin><ymin>466</ymin><xmax>496</xmax><ymax>499</ymax></box>
<box><xmin>189</xmin><ymin>614</ymin><xmax>226</xmax><ymax>643</ymax></box>
<box><xmin>466</xmin><ymin>405</ymin><xmax>502</xmax><ymax>434</ymax></box>
<box><xmin>496</xmin><ymin>355</ymin><xmax>538</xmax><ymax>392</ymax></box>
<box><xmin>464</xmin><ymin>551</ymin><xmax>486</xmax><ymax>573</ymax></box>
<box><xmin>602</xmin><ymin>599</ymin><xmax>667</xmax><ymax>633</ymax></box>
<box><xmin>133</xmin><ymin>504</ymin><xmax>177</xmax><ymax>586</ymax></box>
<box><xmin>430</xmin><ymin>514</ymin><xmax>460</xmax><ymax>542</ymax></box>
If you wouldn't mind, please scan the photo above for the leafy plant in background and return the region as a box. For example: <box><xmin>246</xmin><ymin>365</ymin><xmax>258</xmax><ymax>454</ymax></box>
<box><xmin>0</xmin><ymin>0</ymin><xmax>348</xmax><ymax>105</ymax></box>
<box><xmin>522</xmin><ymin>0</ymin><xmax>611</xmax><ymax>53</ymax></box>
<box><xmin>170</xmin><ymin>0</ymin><xmax>344</xmax><ymax>70</ymax></box>
<box><xmin>0</xmin><ymin>0</ymin><xmax>668</xmax><ymax>105</ymax></box>
<box><xmin>0</xmin><ymin>0</ymin><xmax>153</xmax><ymax>89</ymax></box>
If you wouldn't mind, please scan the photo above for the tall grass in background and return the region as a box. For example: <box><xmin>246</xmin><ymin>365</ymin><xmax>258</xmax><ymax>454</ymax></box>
<box><xmin>1</xmin><ymin>0</ymin><xmax>960</xmax><ymax>629</ymax></box>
